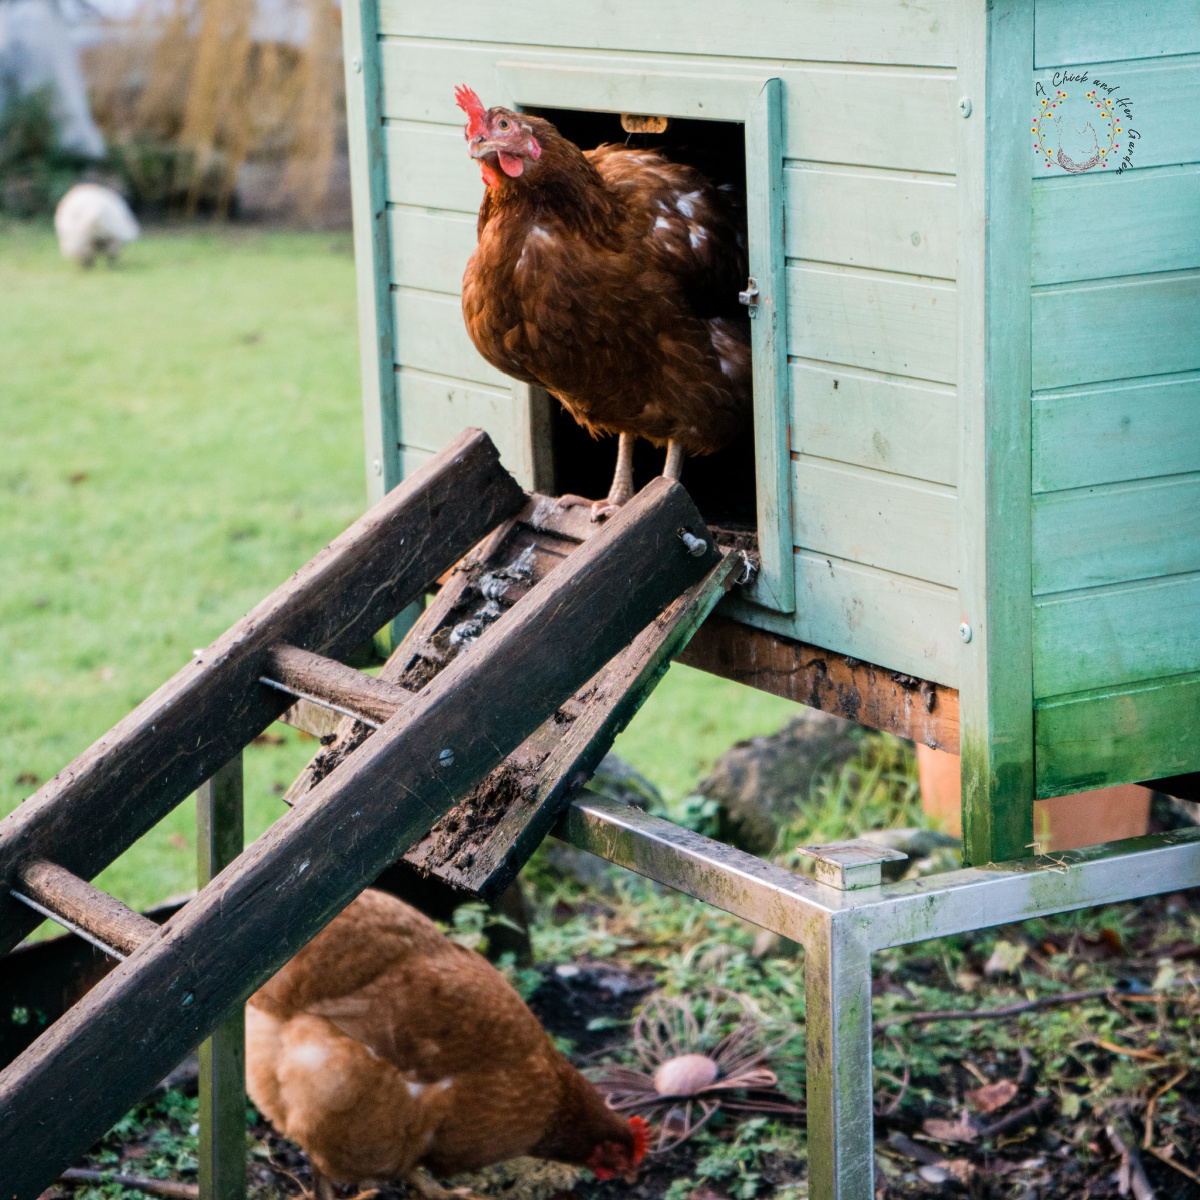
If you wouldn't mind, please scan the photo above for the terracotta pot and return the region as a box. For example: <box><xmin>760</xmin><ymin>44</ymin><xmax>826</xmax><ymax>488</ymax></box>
<box><xmin>915</xmin><ymin>744</ymin><xmax>1151</xmax><ymax>852</ymax></box>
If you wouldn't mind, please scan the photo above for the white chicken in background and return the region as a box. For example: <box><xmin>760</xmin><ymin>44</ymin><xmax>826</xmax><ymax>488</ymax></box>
<box><xmin>54</xmin><ymin>184</ymin><xmax>139</xmax><ymax>267</ymax></box>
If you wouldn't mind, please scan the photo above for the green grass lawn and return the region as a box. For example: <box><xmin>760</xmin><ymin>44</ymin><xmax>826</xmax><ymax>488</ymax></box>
<box><xmin>0</xmin><ymin>222</ymin><xmax>796</xmax><ymax>923</ymax></box>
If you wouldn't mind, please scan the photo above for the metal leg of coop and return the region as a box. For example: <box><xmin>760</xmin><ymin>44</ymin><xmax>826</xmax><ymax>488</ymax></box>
<box><xmin>559</xmin><ymin>792</ymin><xmax>1200</xmax><ymax>1200</ymax></box>
<box><xmin>196</xmin><ymin>753</ymin><xmax>247</xmax><ymax>1200</ymax></box>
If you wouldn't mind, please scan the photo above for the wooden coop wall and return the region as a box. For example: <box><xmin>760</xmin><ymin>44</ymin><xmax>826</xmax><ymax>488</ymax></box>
<box><xmin>352</xmin><ymin>0</ymin><xmax>965</xmax><ymax>691</ymax></box>
<box><xmin>1027</xmin><ymin>0</ymin><xmax>1200</xmax><ymax>797</ymax></box>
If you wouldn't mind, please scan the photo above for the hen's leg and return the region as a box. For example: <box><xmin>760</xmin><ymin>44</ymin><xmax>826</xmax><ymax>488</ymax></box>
<box><xmin>663</xmin><ymin>439</ymin><xmax>685</xmax><ymax>481</ymax></box>
<box><xmin>589</xmin><ymin>431</ymin><xmax>637</xmax><ymax>522</ymax></box>
<box><xmin>310</xmin><ymin>1166</ymin><xmax>337</xmax><ymax>1200</ymax></box>
<box><xmin>406</xmin><ymin>1166</ymin><xmax>485</xmax><ymax>1200</ymax></box>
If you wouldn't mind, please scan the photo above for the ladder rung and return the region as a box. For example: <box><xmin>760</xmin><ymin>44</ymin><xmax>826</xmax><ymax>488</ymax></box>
<box><xmin>12</xmin><ymin>860</ymin><xmax>159</xmax><ymax>959</ymax></box>
<box><xmin>260</xmin><ymin>645</ymin><xmax>410</xmax><ymax>728</ymax></box>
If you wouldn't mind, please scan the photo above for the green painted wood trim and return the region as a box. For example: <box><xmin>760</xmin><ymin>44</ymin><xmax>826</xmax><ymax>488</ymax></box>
<box><xmin>744</xmin><ymin>77</ymin><xmax>795</xmax><ymax>614</ymax></box>
<box><xmin>343</xmin><ymin>0</ymin><xmax>401</xmax><ymax>505</ymax></box>
<box><xmin>956</xmin><ymin>0</ymin><xmax>1036</xmax><ymax>865</ymax></box>
<box><xmin>1035</xmin><ymin>672</ymin><xmax>1200</xmax><ymax>797</ymax></box>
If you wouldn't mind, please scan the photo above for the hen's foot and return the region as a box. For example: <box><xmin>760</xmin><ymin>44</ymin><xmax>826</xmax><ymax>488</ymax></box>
<box><xmin>553</xmin><ymin>493</ymin><xmax>595</xmax><ymax>511</ymax></box>
<box><xmin>406</xmin><ymin>1167</ymin><xmax>485</xmax><ymax>1200</ymax></box>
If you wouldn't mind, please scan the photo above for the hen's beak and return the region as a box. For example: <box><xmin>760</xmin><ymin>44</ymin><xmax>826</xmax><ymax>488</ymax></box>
<box><xmin>467</xmin><ymin>136</ymin><xmax>494</xmax><ymax>159</ymax></box>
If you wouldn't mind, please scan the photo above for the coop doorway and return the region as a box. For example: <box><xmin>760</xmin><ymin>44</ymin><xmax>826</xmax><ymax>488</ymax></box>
<box><xmin>523</xmin><ymin>107</ymin><xmax>759</xmax><ymax>536</ymax></box>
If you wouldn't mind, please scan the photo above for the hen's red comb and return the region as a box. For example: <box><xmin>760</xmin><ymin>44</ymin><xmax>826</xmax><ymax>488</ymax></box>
<box><xmin>628</xmin><ymin>1115</ymin><xmax>651</xmax><ymax>1164</ymax></box>
<box><xmin>454</xmin><ymin>85</ymin><xmax>488</xmax><ymax>139</ymax></box>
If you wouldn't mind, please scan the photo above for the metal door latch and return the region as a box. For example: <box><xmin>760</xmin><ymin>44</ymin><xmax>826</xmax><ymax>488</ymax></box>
<box><xmin>738</xmin><ymin>277</ymin><xmax>760</xmax><ymax>316</ymax></box>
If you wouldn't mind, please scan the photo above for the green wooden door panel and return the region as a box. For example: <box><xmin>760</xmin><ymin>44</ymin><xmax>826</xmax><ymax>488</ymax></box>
<box><xmin>1034</xmin><ymin>572</ymin><xmax>1200</xmax><ymax>698</ymax></box>
<box><xmin>784</xmin><ymin>165</ymin><xmax>957</xmax><ymax>279</ymax></box>
<box><xmin>379</xmin><ymin>40</ymin><xmax>958</xmax><ymax>175</ymax></box>
<box><xmin>1033</xmin><ymin>474</ymin><xmax>1200</xmax><ymax>595</ymax></box>
<box><xmin>1035</xmin><ymin>672</ymin><xmax>1200</xmax><ymax>798</ymax></box>
<box><xmin>1035</xmin><ymin>0</ymin><xmax>1200</xmax><ymax>68</ymax></box>
<box><xmin>1032</xmin><ymin>271</ymin><xmax>1200</xmax><ymax>391</ymax></box>
<box><xmin>791</xmin><ymin>361</ymin><xmax>958</xmax><ymax>487</ymax></box>
<box><xmin>792</xmin><ymin>457</ymin><xmax>958</xmax><ymax>587</ymax></box>
<box><xmin>385</xmin><ymin>124</ymin><xmax>482</xmax><ymax>214</ymax></box>
<box><xmin>395</xmin><ymin>367</ymin><xmax>520</xmax><ymax>461</ymax></box>
<box><xmin>389</xmin><ymin>207</ymin><xmax>476</xmax><ymax>296</ymax></box>
<box><xmin>1032</xmin><ymin>57</ymin><xmax>1200</xmax><ymax>178</ymax></box>
<box><xmin>1033</xmin><ymin>165</ymin><xmax>1200</xmax><ymax>285</ymax></box>
<box><xmin>1033</xmin><ymin>373</ymin><xmax>1200</xmax><ymax>492</ymax></box>
<box><xmin>392</xmin><ymin>289</ymin><xmax>510</xmax><ymax>388</ymax></box>
<box><xmin>787</xmin><ymin>265</ymin><xmax>957</xmax><ymax>385</ymax></box>
<box><xmin>377</xmin><ymin>1</ymin><xmax>958</xmax><ymax>67</ymax></box>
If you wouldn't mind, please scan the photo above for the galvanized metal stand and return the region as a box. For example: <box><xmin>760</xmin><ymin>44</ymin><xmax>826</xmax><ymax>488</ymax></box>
<box><xmin>196</xmin><ymin>754</ymin><xmax>246</xmax><ymax>1200</ymax></box>
<box><xmin>560</xmin><ymin>792</ymin><xmax>1200</xmax><ymax>1200</ymax></box>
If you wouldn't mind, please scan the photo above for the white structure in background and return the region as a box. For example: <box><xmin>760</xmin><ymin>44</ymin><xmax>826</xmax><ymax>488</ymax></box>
<box><xmin>0</xmin><ymin>0</ymin><xmax>105</xmax><ymax>157</ymax></box>
<box><xmin>55</xmin><ymin>183</ymin><xmax>139</xmax><ymax>265</ymax></box>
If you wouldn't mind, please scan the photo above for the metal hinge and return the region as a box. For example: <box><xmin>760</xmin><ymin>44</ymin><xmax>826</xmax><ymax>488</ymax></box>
<box><xmin>738</xmin><ymin>276</ymin><xmax>760</xmax><ymax>316</ymax></box>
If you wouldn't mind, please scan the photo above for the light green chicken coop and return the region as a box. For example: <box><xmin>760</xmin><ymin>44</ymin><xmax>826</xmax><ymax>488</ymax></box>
<box><xmin>342</xmin><ymin>0</ymin><xmax>1200</xmax><ymax>866</ymax></box>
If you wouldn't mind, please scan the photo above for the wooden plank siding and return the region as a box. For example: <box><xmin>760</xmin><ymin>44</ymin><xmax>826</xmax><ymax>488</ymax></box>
<box><xmin>1035</xmin><ymin>672</ymin><xmax>1200</xmax><ymax>797</ymax></box>
<box><xmin>1031</xmin><ymin>270</ymin><xmax>1200</xmax><ymax>392</ymax></box>
<box><xmin>1032</xmin><ymin>55</ymin><xmax>1200</xmax><ymax>177</ymax></box>
<box><xmin>378</xmin><ymin>41</ymin><xmax>959</xmax><ymax>175</ymax></box>
<box><xmin>1033</xmin><ymin>572</ymin><xmax>1200</xmax><ymax>699</ymax></box>
<box><xmin>1032</xmin><ymin>165</ymin><xmax>1200</xmax><ymax>285</ymax></box>
<box><xmin>786</xmin><ymin>265</ymin><xmax>957</xmax><ymax>385</ymax></box>
<box><xmin>1033</xmin><ymin>474</ymin><xmax>1200</xmax><ymax>595</ymax></box>
<box><xmin>790</xmin><ymin>361</ymin><xmax>958</xmax><ymax>487</ymax></box>
<box><xmin>1035</xmin><ymin>1</ymin><xmax>1200</xmax><ymax>68</ymax></box>
<box><xmin>1026</xmin><ymin>17</ymin><xmax>1200</xmax><ymax>793</ymax></box>
<box><xmin>1032</xmin><ymin>372</ymin><xmax>1200</xmax><ymax>492</ymax></box>
<box><xmin>792</xmin><ymin>457</ymin><xmax>958</xmax><ymax>588</ymax></box>
<box><xmin>375</xmin><ymin>4</ymin><xmax>960</xmax><ymax>67</ymax></box>
<box><xmin>368</xmin><ymin>20</ymin><xmax>965</xmax><ymax>682</ymax></box>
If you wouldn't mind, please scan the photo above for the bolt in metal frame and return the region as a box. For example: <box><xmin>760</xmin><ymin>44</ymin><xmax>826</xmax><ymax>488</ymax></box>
<box><xmin>558</xmin><ymin>791</ymin><xmax>1200</xmax><ymax>1200</ymax></box>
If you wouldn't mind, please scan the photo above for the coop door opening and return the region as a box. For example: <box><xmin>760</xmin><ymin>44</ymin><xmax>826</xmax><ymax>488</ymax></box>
<box><xmin>505</xmin><ymin>70</ymin><xmax>792</xmax><ymax>614</ymax></box>
<box><xmin>525</xmin><ymin>108</ymin><xmax>757</xmax><ymax>535</ymax></box>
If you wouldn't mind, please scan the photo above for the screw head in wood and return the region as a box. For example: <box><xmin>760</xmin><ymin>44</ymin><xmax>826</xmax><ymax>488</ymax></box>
<box><xmin>679</xmin><ymin>530</ymin><xmax>708</xmax><ymax>557</ymax></box>
<box><xmin>438</xmin><ymin>748</ymin><xmax>456</xmax><ymax>768</ymax></box>
<box><xmin>958</xmin><ymin>96</ymin><xmax>973</xmax><ymax>118</ymax></box>
<box><xmin>352</xmin><ymin>56</ymin><xmax>363</xmax><ymax>73</ymax></box>
<box><xmin>182</xmin><ymin>991</ymin><xmax>195</xmax><ymax>1006</ymax></box>
<box><xmin>959</xmin><ymin>621</ymin><xmax>973</xmax><ymax>643</ymax></box>
<box><xmin>372</xmin><ymin>458</ymin><xmax>383</xmax><ymax>475</ymax></box>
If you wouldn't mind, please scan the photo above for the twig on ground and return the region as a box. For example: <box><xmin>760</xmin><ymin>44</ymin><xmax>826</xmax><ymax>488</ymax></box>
<box><xmin>877</xmin><ymin>1035</ymin><xmax>910</xmax><ymax>1117</ymax></box>
<box><xmin>1146</xmin><ymin>1145</ymin><xmax>1200</xmax><ymax>1186</ymax></box>
<box><xmin>1107</xmin><ymin>1116</ymin><xmax>1157</xmax><ymax>1200</ymax></box>
<box><xmin>975</xmin><ymin>1095</ymin><xmax>1054</xmax><ymax>1140</ymax></box>
<box><xmin>875</xmin><ymin>988</ymin><xmax>1113</xmax><ymax>1030</ymax></box>
<box><xmin>57</xmin><ymin>1169</ymin><xmax>199</xmax><ymax>1199</ymax></box>
<box><xmin>1144</xmin><ymin>1067</ymin><xmax>1188</xmax><ymax>1148</ymax></box>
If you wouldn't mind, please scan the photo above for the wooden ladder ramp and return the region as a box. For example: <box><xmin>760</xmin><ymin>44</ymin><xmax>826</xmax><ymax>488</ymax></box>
<box><xmin>0</xmin><ymin>429</ymin><xmax>734</xmax><ymax>1200</ymax></box>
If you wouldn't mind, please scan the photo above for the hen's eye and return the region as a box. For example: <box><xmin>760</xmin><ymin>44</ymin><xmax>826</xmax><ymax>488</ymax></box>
<box><xmin>498</xmin><ymin>119</ymin><xmax>510</xmax><ymax>130</ymax></box>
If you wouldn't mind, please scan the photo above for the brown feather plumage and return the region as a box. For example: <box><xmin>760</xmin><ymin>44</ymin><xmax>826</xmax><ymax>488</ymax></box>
<box><xmin>460</xmin><ymin>105</ymin><xmax>752</xmax><ymax>456</ymax></box>
<box><xmin>246</xmin><ymin>889</ymin><xmax>640</xmax><ymax>1187</ymax></box>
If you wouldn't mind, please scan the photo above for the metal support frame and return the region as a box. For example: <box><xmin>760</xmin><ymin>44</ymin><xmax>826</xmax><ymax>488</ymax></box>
<box><xmin>559</xmin><ymin>792</ymin><xmax>1200</xmax><ymax>1200</ymax></box>
<box><xmin>196</xmin><ymin>754</ymin><xmax>246</xmax><ymax>1200</ymax></box>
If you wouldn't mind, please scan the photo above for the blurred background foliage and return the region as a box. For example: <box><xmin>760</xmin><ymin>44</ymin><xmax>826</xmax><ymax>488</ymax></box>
<box><xmin>0</xmin><ymin>0</ymin><xmax>345</xmax><ymax>220</ymax></box>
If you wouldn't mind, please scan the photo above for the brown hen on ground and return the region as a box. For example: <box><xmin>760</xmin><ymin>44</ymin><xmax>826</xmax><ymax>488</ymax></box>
<box><xmin>456</xmin><ymin>86</ymin><xmax>752</xmax><ymax>519</ymax></box>
<box><xmin>247</xmin><ymin>889</ymin><xmax>647</xmax><ymax>1199</ymax></box>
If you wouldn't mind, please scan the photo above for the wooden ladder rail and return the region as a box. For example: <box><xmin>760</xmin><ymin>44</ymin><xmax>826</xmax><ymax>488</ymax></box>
<box><xmin>0</xmin><ymin>475</ymin><xmax>720</xmax><ymax>1200</ymax></box>
<box><xmin>0</xmin><ymin>428</ymin><xmax>527</xmax><ymax>960</ymax></box>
